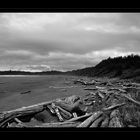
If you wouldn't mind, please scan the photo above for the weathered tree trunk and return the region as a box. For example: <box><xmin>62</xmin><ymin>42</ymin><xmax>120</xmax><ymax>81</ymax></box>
<box><xmin>100</xmin><ymin>117</ymin><xmax>109</xmax><ymax>127</ymax></box>
<box><xmin>35</xmin><ymin>121</ymin><xmax>81</xmax><ymax>127</ymax></box>
<box><xmin>0</xmin><ymin>106</ymin><xmax>44</xmax><ymax>127</ymax></box>
<box><xmin>90</xmin><ymin>116</ymin><xmax>104</xmax><ymax>127</ymax></box>
<box><xmin>77</xmin><ymin>111</ymin><xmax>103</xmax><ymax>127</ymax></box>
<box><xmin>66</xmin><ymin>113</ymin><xmax>92</xmax><ymax>122</ymax></box>
<box><xmin>120</xmin><ymin>94</ymin><xmax>140</xmax><ymax>106</ymax></box>
<box><xmin>55</xmin><ymin>105</ymin><xmax>72</xmax><ymax>119</ymax></box>
<box><xmin>102</xmin><ymin>103</ymin><xmax>125</xmax><ymax>111</ymax></box>
<box><xmin>51</xmin><ymin>103</ymin><xmax>64</xmax><ymax>122</ymax></box>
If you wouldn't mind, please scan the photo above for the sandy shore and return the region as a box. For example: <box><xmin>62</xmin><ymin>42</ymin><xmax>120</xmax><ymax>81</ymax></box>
<box><xmin>0</xmin><ymin>75</ymin><xmax>89</xmax><ymax>112</ymax></box>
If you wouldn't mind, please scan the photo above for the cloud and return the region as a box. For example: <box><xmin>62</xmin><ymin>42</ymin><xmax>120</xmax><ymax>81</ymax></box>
<box><xmin>80</xmin><ymin>23</ymin><xmax>140</xmax><ymax>34</ymax></box>
<box><xmin>0</xmin><ymin>13</ymin><xmax>140</xmax><ymax>71</ymax></box>
<box><xmin>0</xmin><ymin>48</ymin><xmax>140</xmax><ymax>71</ymax></box>
<box><xmin>0</xmin><ymin>64</ymin><xmax>51</xmax><ymax>72</ymax></box>
<box><xmin>4</xmin><ymin>50</ymin><xmax>34</xmax><ymax>56</ymax></box>
<box><xmin>1</xmin><ymin>13</ymin><xmax>65</xmax><ymax>32</ymax></box>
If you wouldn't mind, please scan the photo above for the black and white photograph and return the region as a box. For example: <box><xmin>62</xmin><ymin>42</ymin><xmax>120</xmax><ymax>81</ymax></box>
<box><xmin>0</xmin><ymin>11</ymin><xmax>140</xmax><ymax>129</ymax></box>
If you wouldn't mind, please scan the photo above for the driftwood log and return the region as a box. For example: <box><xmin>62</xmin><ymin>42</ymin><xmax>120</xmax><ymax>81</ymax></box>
<box><xmin>47</xmin><ymin>105</ymin><xmax>55</xmax><ymax>114</ymax></box>
<box><xmin>35</xmin><ymin>121</ymin><xmax>81</xmax><ymax>127</ymax></box>
<box><xmin>77</xmin><ymin>111</ymin><xmax>103</xmax><ymax>127</ymax></box>
<box><xmin>0</xmin><ymin>97</ymin><xmax>67</xmax><ymax>127</ymax></box>
<box><xmin>100</xmin><ymin>117</ymin><xmax>109</xmax><ymax>127</ymax></box>
<box><xmin>102</xmin><ymin>103</ymin><xmax>126</xmax><ymax>111</ymax></box>
<box><xmin>66</xmin><ymin>113</ymin><xmax>92</xmax><ymax>122</ymax></box>
<box><xmin>120</xmin><ymin>94</ymin><xmax>140</xmax><ymax>106</ymax></box>
<box><xmin>55</xmin><ymin>105</ymin><xmax>72</xmax><ymax>119</ymax></box>
<box><xmin>51</xmin><ymin>103</ymin><xmax>64</xmax><ymax>122</ymax></box>
<box><xmin>0</xmin><ymin>106</ymin><xmax>44</xmax><ymax>128</ymax></box>
<box><xmin>90</xmin><ymin>116</ymin><xmax>104</xmax><ymax>127</ymax></box>
<box><xmin>1</xmin><ymin>77</ymin><xmax>140</xmax><ymax>128</ymax></box>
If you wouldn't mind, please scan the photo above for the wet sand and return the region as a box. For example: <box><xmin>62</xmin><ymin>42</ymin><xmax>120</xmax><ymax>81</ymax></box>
<box><xmin>0</xmin><ymin>75</ymin><xmax>89</xmax><ymax>112</ymax></box>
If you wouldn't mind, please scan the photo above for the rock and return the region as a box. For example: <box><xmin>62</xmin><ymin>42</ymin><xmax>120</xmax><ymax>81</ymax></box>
<box><xmin>64</xmin><ymin>95</ymin><xmax>80</xmax><ymax>105</ymax></box>
<box><xmin>20</xmin><ymin>90</ymin><xmax>31</xmax><ymax>94</ymax></box>
<box><xmin>33</xmin><ymin>109</ymin><xmax>59</xmax><ymax>123</ymax></box>
<box><xmin>109</xmin><ymin>117</ymin><xmax>123</xmax><ymax>127</ymax></box>
<box><xmin>110</xmin><ymin>110</ymin><xmax>120</xmax><ymax>118</ymax></box>
<box><xmin>123</xmin><ymin>112</ymin><xmax>132</xmax><ymax>124</ymax></box>
<box><xmin>109</xmin><ymin>110</ymin><xmax>123</xmax><ymax>127</ymax></box>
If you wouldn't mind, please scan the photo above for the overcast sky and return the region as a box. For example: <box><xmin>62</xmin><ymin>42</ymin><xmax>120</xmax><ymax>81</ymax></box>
<box><xmin>0</xmin><ymin>13</ymin><xmax>140</xmax><ymax>72</ymax></box>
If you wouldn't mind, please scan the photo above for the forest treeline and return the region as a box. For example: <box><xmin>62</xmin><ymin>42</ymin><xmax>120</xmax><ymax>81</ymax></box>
<box><xmin>67</xmin><ymin>54</ymin><xmax>140</xmax><ymax>82</ymax></box>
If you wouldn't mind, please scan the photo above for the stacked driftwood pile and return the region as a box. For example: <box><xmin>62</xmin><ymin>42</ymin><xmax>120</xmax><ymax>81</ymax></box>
<box><xmin>0</xmin><ymin>78</ymin><xmax>140</xmax><ymax>128</ymax></box>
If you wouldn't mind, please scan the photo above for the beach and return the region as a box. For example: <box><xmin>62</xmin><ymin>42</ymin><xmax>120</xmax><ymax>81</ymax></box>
<box><xmin>0</xmin><ymin>75</ymin><xmax>89</xmax><ymax>112</ymax></box>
